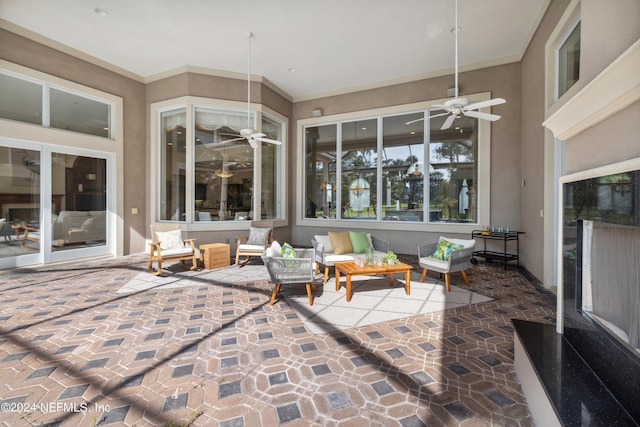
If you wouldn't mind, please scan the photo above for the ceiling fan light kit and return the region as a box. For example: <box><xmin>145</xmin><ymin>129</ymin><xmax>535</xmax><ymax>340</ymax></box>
<box><xmin>409</xmin><ymin>0</ymin><xmax>506</xmax><ymax>130</ymax></box>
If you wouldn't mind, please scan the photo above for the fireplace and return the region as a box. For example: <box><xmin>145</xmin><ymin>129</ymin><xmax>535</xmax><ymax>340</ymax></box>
<box><xmin>514</xmin><ymin>165</ymin><xmax>640</xmax><ymax>426</ymax></box>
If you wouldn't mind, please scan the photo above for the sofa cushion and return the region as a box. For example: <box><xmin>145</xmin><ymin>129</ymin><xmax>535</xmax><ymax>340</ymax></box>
<box><xmin>328</xmin><ymin>231</ymin><xmax>353</xmax><ymax>255</ymax></box>
<box><xmin>314</xmin><ymin>234</ymin><xmax>333</xmax><ymax>253</ymax></box>
<box><xmin>349</xmin><ymin>231</ymin><xmax>370</xmax><ymax>254</ymax></box>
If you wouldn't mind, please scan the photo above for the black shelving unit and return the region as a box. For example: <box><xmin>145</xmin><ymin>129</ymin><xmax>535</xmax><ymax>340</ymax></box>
<box><xmin>471</xmin><ymin>230</ymin><xmax>525</xmax><ymax>270</ymax></box>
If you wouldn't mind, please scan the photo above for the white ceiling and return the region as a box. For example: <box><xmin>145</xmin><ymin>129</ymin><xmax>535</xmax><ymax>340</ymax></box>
<box><xmin>0</xmin><ymin>0</ymin><xmax>549</xmax><ymax>101</ymax></box>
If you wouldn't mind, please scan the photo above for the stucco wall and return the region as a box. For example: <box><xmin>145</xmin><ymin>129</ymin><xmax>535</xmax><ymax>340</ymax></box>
<box><xmin>290</xmin><ymin>62</ymin><xmax>523</xmax><ymax>258</ymax></box>
<box><xmin>0</xmin><ymin>28</ymin><xmax>147</xmax><ymax>255</ymax></box>
<box><xmin>563</xmin><ymin>0</ymin><xmax>640</xmax><ymax>172</ymax></box>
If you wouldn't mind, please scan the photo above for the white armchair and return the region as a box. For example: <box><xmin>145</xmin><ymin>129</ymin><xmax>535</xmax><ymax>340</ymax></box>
<box><xmin>418</xmin><ymin>236</ymin><xmax>476</xmax><ymax>291</ymax></box>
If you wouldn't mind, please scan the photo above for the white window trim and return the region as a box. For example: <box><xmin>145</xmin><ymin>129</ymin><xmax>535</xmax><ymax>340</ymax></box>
<box><xmin>296</xmin><ymin>92</ymin><xmax>492</xmax><ymax>234</ymax></box>
<box><xmin>149</xmin><ymin>96</ymin><xmax>288</xmax><ymax>231</ymax></box>
<box><xmin>545</xmin><ymin>0</ymin><xmax>581</xmax><ymax>113</ymax></box>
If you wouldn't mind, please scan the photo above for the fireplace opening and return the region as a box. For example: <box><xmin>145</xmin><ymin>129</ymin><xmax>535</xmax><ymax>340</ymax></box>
<box><xmin>581</xmin><ymin>220</ymin><xmax>640</xmax><ymax>353</ymax></box>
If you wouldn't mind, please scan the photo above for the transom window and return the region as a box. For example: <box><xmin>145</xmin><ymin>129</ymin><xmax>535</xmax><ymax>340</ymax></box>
<box><xmin>0</xmin><ymin>71</ymin><xmax>113</xmax><ymax>139</ymax></box>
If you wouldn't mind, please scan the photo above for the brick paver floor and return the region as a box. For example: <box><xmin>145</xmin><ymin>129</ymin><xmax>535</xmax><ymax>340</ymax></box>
<box><xmin>0</xmin><ymin>253</ymin><xmax>555</xmax><ymax>426</ymax></box>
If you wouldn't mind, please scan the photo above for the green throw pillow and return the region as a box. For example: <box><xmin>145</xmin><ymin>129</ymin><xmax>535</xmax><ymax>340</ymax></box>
<box><xmin>349</xmin><ymin>231</ymin><xmax>371</xmax><ymax>254</ymax></box>
<box><xmin>431</xmin><ymin>239</ymin><xmax>464</xmax><ymax>261</ymax></box>
<box><xmin>281</xmin><ymin>242</ymin><xmax>298</xmax><ymax>266</ymax></box>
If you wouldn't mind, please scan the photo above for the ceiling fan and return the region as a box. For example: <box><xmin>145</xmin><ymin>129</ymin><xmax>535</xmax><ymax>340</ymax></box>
<box><xmin>219</xmin><ymin>32</ymin><xmax>283</xmax><ymax>149</ymax></box>
<box><xmin>407</xmin><ymin>0</ymin><xmax>506</xmax><ymax>130</ymax></box>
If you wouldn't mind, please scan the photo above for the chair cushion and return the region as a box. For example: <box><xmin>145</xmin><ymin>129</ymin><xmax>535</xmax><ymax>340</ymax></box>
<box><xmin>265</xmin><ymin>240</ymin><xmax>282</xmax><ymax>258</ymax></box>
<box><xmin>246</xmin><ymin>227</ymin><xmax>270</xmax><ymax>245</ymax></box>
<box><xmin>328</xmin><ymin>231</ymin><xmax>353</xmax><ymax>255</ymax></box>
<box><xmin>419</xmin><ymin>256</ymin><xmax>449</xmax><ymax>269</ymax></box>
<box><xmin>160</xmin><ymin>247</ymin><xmax>193</xmax><ymax>257</ymax></box>
<box><xmin>238</xmin><ymin>243</ymin><xmax>266</xmax><ymax>252</ymax></box>
<box><xmin>156</xmin><ymin>229</ymin><xmax>185</xmax><ymax>250</ymax></box>
<box><xmin>325</xmin><ymin>254</ymin><xmax>355</xmax><ymax>265</ymax></box>
<box><xmin>314</xmin><ymin>235</ymin><xmax>333</xmax><ymax>253</ymax></box>
<box><xmin>349</xmin><ymin>231</ymin><xmax>370</xmax><ymax>254</ymax></box>
<box><xmin>432</xmin><ymin>237</ymin><xmax>463</xmax><ymax>260</ymax></box>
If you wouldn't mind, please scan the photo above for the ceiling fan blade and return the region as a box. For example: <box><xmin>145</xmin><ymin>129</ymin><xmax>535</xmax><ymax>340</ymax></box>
<box><xmin>254</xmin><ymin>136</ymin><xmax>282</xmax><ymax>145</ymax></box>
<box><xmin>428</xmin><ymin>112</ymin><xmax>450</xmax><ymax>119</ymax></box>
<box><xmin>440</xmin><ymin>114</ymin><xmax>456</xmax><ymax>130</ymax></box>
<box><xmin>463</xmin><ymin>110</ymin><xmax>501</xmax><ymax>121</ymax></box>
<box><xmin>218</xmin><ymin>137</ymin><xmax>245</xmax><ymax>145</ymax></box>
<box><xmin>405</xmin><ymin>117</ymin><xmax>425</xmax><ymax>125</ymax></box>
<box><xmin>465</xmin><ymin>98</ymin><xmax>506</xmax><ymax>110</ymax></box>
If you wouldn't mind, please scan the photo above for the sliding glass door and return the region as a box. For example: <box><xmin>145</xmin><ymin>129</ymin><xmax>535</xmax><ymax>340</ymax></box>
<box><xmin>0</xmin><ymin>140</ymin><xmax>113</xmax><ymax>268</ymax></box>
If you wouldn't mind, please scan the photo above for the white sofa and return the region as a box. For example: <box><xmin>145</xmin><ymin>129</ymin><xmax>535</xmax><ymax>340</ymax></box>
<box><xmin>311</xmin><ymin>232</ymin><xmax>390</xmax><ymax>283</ymax></box>
<box><xmin>52</xmin><ymin>210</ymin><xmax>106</xmax><ymax>244</ymax></box>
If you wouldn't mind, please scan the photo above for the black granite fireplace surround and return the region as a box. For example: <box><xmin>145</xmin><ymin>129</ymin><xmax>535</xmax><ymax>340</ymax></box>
<box><xmin>515</xmin><ymin>168</ymin><xmax>640</xmax><ymax>426</ymax></box>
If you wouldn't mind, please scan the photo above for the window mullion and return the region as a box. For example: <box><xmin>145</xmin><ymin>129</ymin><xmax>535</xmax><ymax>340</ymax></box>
<box><xmin>42</xmin><ymin>84</ymin><xmax>50</xmax><ymax>127</ymax></box>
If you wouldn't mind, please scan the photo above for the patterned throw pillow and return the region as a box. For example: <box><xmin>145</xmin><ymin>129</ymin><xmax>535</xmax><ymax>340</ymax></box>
<box><xmin>431</xmin><ymin>238</ymin><xmax>463</xmax><ymax>261</ymax></box>
<box><xmin>281</xmin><ymin>242</ymin><xmax>298</xmax><ymax>266</ymax></box>
<box><xmin>155</xmin><ymin>229</ymin><xmax>185</xmax><ymax>250</ymax></box>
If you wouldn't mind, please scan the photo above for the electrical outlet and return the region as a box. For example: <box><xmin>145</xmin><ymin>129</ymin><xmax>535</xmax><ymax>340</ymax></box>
<box><xmin>131</xmin><ymin>207</ymin><xmax>138</xmax><ymax>214</ymax></box>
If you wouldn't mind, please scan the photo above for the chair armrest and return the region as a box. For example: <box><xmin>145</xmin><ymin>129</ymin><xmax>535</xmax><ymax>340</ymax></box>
<box><xmin>372</xmin><ymin>236</ymin><xmax>390</xmax><ymax>252</ymax></box>
<box><xmin>311</xmin><ymin>239</ymin><xmax>325</xmax><ymax>263</ymax></box>
<box><xmin>149</xmin><ymin>242</ymin><xmax>161</xmax><ymax>255</ymax></box>
<box><xmin>183</xmin><ymin>238</ymin><xmax>196</xmax><ymax>249</ymax></box>
<box><xmin>236</xmin><ymin>235</ymin><xmax>248</xmax><ymax>245</ymax></box>
<box><xmin>418</xmin><ymin>243</ymin><xmax>438</xmax><ymax>258</ymax></box>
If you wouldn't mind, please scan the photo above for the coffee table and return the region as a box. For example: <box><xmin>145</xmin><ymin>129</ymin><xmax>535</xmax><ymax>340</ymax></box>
<box><xmin>334</xmin><ymin>261</ymin><xmax>412</xmax><ymax>302</ymax></box>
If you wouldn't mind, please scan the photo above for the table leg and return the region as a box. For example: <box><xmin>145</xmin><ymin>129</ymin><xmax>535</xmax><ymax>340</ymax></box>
<box><xmin>388</xmin><ymin>273</ymin><xmax>394</xmax><ymax>286</ymax></box>
<box><xmin>335</xmin><ymin>269</ymin><xmax>341</xmax><ymax>291</ymax></box>
<box><xmin>405</xmin><ymin>269</ymin><xmax>411</xmax><ymax>295</ymax></box>
<box><xmin>346</xmin><ymin>275</ymin><xmax>352</xmax><ymax>302</ymax></box>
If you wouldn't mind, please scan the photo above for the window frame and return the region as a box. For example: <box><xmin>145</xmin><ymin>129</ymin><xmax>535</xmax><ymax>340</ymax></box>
<box><xmin>297</xmin><ymin>93</ymin><xmax>492</xmax><ymax>234</ymax></box>
<box><xmin>150</xmin><ymin>96</ymin><xmax>288</xmax><ymax>231</ymax></box>
<box><xmin>0</xmin><ymin>65</ymin><xmax>115</xmax><ymax>140</ymax></box>
<box><xmin>545</xmin><ymin>0</ymin><xmax>581</xmax><ymax>110</ymax></box>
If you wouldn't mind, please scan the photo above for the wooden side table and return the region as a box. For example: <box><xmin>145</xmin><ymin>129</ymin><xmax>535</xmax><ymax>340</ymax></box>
<box><xmin>199</xmin><ymin>243</ymin><xmax>230</xmax><ymax>270</ymax></box>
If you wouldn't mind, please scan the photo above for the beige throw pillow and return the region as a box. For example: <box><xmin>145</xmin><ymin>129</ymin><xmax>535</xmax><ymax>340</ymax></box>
<box><xmin>328</xmin><ymin>231</ymin><xmax>353</xmax><ymax>255</ymax></box>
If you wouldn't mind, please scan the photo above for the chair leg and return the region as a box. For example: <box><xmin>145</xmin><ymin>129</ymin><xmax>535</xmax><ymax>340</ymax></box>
<box><xmin>270</xmin><ymin>284</ymin><xmax>281</xmax><ymax>305</ymax></box>
<box><xmin>190</xmin><ymin>254</ymin><xmax>198</xmax><ymax>270</ymax></box>
<box><xmin>306</xmin><ymin>283</ymin><xmax>314</xmax><ymax>305</ymax></box>
<box><xmin>444</xmin><ymin>273</ymin><xmax>451</xmax><ymax>292</ymax></box>
<box><xmin>419</xmin><ymin>268</ymin><xmax>427</xmax><ymax>283</ymax></box>
<box><xmin>323</xmin><ymin>266</ymin><xmax>329</xmax><ymax>284</ymax></box>
<box><xmin>153</xmin><ymin>260</ymin><xmax>163</xmax><ymax>276</ymax></box>
<box><xmin>461</xmin><ymin>270</ymin><xmax>471</xmax><ymax>287</ymax></box>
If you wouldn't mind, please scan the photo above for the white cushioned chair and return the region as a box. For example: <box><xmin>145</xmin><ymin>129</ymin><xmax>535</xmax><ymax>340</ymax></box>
<box><xmin>417</xmin><ymin>236</ymin><xmax>476</xmax><ymax>291</ymax></box>
<box><xmin>148</xmin><ymin>223</ymin><xmax>197</xmax><ymax>275</ymax></box>
<box><xmin>235</xmin><ymin>220</ymin><xmax>274</xmax><ymax>266</ymax></box>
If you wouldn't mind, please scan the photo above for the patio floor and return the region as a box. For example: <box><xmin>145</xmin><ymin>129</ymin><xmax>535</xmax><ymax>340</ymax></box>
<box><xmin>0</xmin><ymin>253</ymin><xmax>555</xmax><ymax>426</ymax></box>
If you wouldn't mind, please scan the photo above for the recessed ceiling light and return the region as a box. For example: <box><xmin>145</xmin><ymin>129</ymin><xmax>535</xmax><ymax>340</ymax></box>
<box><xmin>288</xmin><ymin>67</ymin><xmax>296</xmax><ymax>73</ymax></box>
<box><xmin>94</xmin><ymin>8</ymin><xmax>108</xmax><ymax>17</ymax></box>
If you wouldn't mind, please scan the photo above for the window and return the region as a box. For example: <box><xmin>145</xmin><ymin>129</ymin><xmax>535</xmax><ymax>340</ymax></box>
<box><xmin>0</xmin><ymin>73</ymin><xmax>42</xmax><ymax>125</ymax></box>
<box><xmin>302</xmin><ymin>102</ymin><xmax>482</xmax><ymax>225</ymax></box>
<box><xmin>557</xmin><ymin>21</ymin><xmax>580</xmax><ymax>98</ymax></box>
<box><xmin>50</xmin><ymin>88</ymin><xmax>111</xmax><ymax>137</ymax></box>
<box><xmin>155</xmin><ymin>100</ymin><xmax>286</xmax><ymax>225</ymax></box>
<box><xmin>545</xmin><ymin>0</ymin><xmax>581</xmax><ymax>106</ymax></box>
<box><xmin>0</xmin><ymin>71</ymin><xmax>113</xmax><ymax>139</ymax></box>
